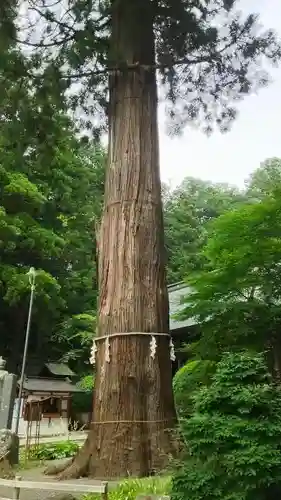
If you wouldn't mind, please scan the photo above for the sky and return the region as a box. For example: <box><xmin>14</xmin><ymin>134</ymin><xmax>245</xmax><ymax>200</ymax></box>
<box><xmin>159</xmin><ymin>0</ymin><xmax>281</xmax><ymax>189</ymax></box>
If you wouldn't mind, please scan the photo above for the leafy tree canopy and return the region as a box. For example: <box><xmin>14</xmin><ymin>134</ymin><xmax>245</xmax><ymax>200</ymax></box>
<box><xmin>0</xmin><ymin>26</ymin><xmax>105</xmax><ymax>372</ymax></box>
<box><xmin>164</xmin><ymin>177</ymin><xmax>249</xmax><ymax>283</ymax></box>
<box><xmin>179</xmin><ymin>159</ymin><xmax>281</xmax><ymax>372</ymax></box>
<box><xmin>246</xmin><ymin>157</ymin><xmax>281</xmax><ymax>199</ymax></box>
<box><xmin>10</xmin><ymin>0</ymin><xmax>281</xmax><ymax>135</ymax></box>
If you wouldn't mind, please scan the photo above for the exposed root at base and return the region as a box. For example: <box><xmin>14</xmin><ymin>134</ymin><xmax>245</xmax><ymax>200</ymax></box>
<box><xmin>44</xmin><ymin>458</ymin><xmax>74</xmax><ymax>476</ymax></box>
<box><xmin>57</xmin><ymin>458</ymin><xmax>89</xmax><ymax>480</ymax></box>
<box><xmin>51</xmin><ymin>438</ymin><xmax>91</xmax><ymax>480</ymax></box>
<box><xmin>56</xmin><ymin>452</ymin><xmax>90</xmax><ymax>480</ymax></box>
<box><xmin>47</xmin><ymin>425</ymin><xmax>180</xmax><ymax>479</ymax></box>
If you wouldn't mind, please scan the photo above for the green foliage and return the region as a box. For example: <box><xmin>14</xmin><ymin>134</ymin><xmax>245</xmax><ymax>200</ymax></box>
<box><xmin>0</xmin><ymin>37</ymin><xmax>105</xmax><ymax>372</ymax></box>
<box><xmin>56</xmin><ymin>314</ymin><xmax>97</xmax><ymax>369</ymax></box>
<box><xmin>13</xmin><ymin>0</ymin><xmax>281</xmax><ymax>136</ymax></box>
<box><xmin>179</xmin><ymin>160</ymin><xmax>281</xmax><ymax>364</ymax></box>
<box><xmin>72</xmin><ymin>374</ymin><xmax>94</xmax><ymax>413</ymax></box>
<box><xmin>164</xmin><ymin>178</ymin><xmax>248</xmax><ymax>283</ymax></box>
<box><xmin>77</xmin><ymin>374</ymin><xmax>95</xmax><ymax>392</ymax></box>
<box><xmin>0</xmin><ymin>133</ymin><xmax>105</xmax><ymax>371</ymax></box>
<box><xmin>72</xmin><ymin>392</ymin><xmax>93</xmax><ymax>414</ymax></box>
<box><xmin>173</xmin><ymin>360</ymin><xmax>216</xmax><ymax>417</ymax></box>
<box><xmin>3</xmin><ymin>0</ymin><xmax>281</xmax><ymax>385</ymax></box>
<box><xmin>171</xmin><ymin>351</ymin><xmax>281</xmax><ymax>500</ymax></box>
<box><xmin>28</xmin><ymin>441</ymin><xmax>79</xmax><ymax>461</ymax></box>
<box><xmin>84</xmin><ymin>476</ymin><xmax>171</xmax><ymax>500</ymax></box>
<box><xmin>246</xmin><ymin>157</ymin><xmax>281</xmax><ymax>199</ymax></box>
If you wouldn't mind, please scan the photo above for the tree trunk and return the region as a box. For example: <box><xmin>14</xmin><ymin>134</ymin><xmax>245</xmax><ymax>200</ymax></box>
<box><xmin>266</xmin><ymin>335</ymin><xmax>281</xmax><ymax>383</ymax></box>
<box><xmin>59</xmin><ymin>0</ymin><xmax>177</xmax><ymax>479</ymax></box>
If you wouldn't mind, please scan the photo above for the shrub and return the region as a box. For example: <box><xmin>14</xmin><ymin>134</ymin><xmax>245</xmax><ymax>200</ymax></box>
<box><xmin>77</xmin><ymin>374</ymin><xmax>95</xmax><ymax>392</ymax></box>
<box><xmin>173</xmin><ymin>359</ymin><xmax>216</xmax><ymax>417</ymax></box>
<box><xmin>29</xmin><ymin>440</ymin><xmax>79</xmax><ymax>461</ymax></box>
<box><xmin>172</xmin><ymin>350</ymin><xmax>281</xmax><ymax>500</ymax></box>
<box><xmin>72</xmin><ymin>374</ymin><xmax>94</xmax><ymax>414</ymax></box>
<box><xmin>84</xmin><ymin>476</ymin><xmax>171</xmax><ymax>500</ymax></box>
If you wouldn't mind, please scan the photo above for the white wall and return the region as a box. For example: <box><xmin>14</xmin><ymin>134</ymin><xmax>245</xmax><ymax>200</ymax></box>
<box><xmin>11</xmin><ymin>398</ymin><xmax>69</xmax><ymax>437</ymax></box>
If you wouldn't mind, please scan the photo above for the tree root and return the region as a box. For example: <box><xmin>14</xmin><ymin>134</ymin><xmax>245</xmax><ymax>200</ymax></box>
<box><xmin>57</xmin><ymin>456</ymin><xmax>89</xmax><ymax>480</ymax></box>
<box><xmin>44</xmin><ymin>458</ymin><xmax>74</xmax><ymax>476</ymax></box>
<box><xmin>44</xmin><ymin>438</ymin><xmax>91</xmax><ymax>480</ymax></box>
<box><xmin>45</xmin><ymin>424</ymin><xmax>180</xmax><ymax>479</ymax></box>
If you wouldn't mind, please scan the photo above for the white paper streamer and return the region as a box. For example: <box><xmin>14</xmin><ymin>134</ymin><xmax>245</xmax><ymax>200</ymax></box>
<box><xmin>89</xmin><ymin>339</ymin><xmax>97</xmax><ymax>365</ymax></box>
<box><xmin>105</xmin><ymin>336</ymin><xmax>110</xmax><ymax>363</ymax></box>
<box><xmin>169</xmin><ymin>338</ymin><xmax>176</xmax><ymax>362</ymax></box>
<box><xmin>99</xmin><ymin>364</ymin><xmax>106</xmax><ymax>401</ymax></box>
<box><xmin>150</xmin><ymin>335</ymin><xmax>157</xmax><ymax>359</ymax></box>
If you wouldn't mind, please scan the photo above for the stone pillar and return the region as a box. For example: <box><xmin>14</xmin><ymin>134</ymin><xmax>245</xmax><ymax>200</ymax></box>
<box><xmin>0</xmin><ymin>356</ymin><xmax>19</xmax><ymax>465</ymax></box>
<box><xmin>0</xmin><ymin>357</ymin><xmax>17</xmax><ymax>430</ymax></box>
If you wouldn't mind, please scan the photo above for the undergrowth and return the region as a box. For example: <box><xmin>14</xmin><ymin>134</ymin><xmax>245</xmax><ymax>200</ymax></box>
<box><xmin>20</xmin><ymin>440</ymin><xmax>79</xmax><ymax>464</ymax></box>
<box><xmin>84</xmin><ymin>476</ymin><xmax>171</xmax><ymax>500</ymax></box>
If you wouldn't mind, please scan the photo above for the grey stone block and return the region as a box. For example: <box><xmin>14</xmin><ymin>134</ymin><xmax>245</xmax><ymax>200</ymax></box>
<box><xmin>0</xmin><ymin>428</ymin><xmax>19</xmax><ymax>465</ymax></box>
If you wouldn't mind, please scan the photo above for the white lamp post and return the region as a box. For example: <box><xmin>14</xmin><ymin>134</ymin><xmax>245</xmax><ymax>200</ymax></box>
<box><xmin>14</xmin><ymin>267</ymin><xmax>36</xmax><ymax>436</ymax></box>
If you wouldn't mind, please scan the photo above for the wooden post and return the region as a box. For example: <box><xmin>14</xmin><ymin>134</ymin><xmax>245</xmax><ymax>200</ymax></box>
<box><xmin>13</xmin><ymin>476</ymin><xmax>21</xmax><ymax>499</ymax></box>
<box><xmin>102</xmin><ymin>481</ymin><xmax>108</xmax><ymax>500</ymax></box>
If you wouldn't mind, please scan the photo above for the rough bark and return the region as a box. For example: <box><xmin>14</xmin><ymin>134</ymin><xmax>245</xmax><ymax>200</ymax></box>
<box><xmin>58</xmin><ymin>0</ymin><xmax>177</xmax><ymax>479</ymax></box>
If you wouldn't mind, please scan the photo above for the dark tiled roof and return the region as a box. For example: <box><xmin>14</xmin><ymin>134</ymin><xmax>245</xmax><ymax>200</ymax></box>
<box><xmin>25</xmin><ymin>361</ymin><xmax>44</xmax><ymax>377</ymax></box>
<box><xmin>45</xmin><ymin>363</ymin><xmax>75</xmax><ymax>377</ymax></box>
<box><xmin>20</xmin><ymin>377</ymin><xmax>83</xmax><ymax>393</ymax></box>
<box><xmin>168</xmin><ymin>282</ymin><xmax>197</xmax><ymax>331</ymax></box>
<box><xmin>25</xmin><ymin>361</ymin><xmax>75</xmax><ymax>378</ymax></box>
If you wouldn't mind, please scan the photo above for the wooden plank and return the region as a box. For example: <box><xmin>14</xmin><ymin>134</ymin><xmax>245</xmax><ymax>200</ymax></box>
<box><xmin>13</xmin><ymin>476</ymin><xmax>21</xmax><ymax>499</ymax></box>
<box><xmin>0</xmin><ymin>479</ymin><xmax>108</xmax><ymax>494</ymax></box>
<box><xmin>102</xmin><ymin>480</ymin><xmax>109</xmax><ymax>500</ymax></box>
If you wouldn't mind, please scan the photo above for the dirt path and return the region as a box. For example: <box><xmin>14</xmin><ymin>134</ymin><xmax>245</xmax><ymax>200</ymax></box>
<box><xmin>0</xmin><ymin>461</ymin><xmax>115</xmax><ymax>500</ymax></box>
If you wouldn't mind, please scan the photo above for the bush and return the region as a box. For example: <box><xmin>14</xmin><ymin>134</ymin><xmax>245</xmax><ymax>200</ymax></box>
<box><xmin>173</xmin><ymin>359</ymin><xmax>216</xmax><ymax>417</ymax></box>
<box><xmin>72</xmin><ymin>374</ymin><xmax>94</xmax><ymax>414</ymax></box>
<box><xmin>77</xmin><ymin>374</ymin><xmax>95</xmax><ymax>392</ymax></box>
<box><xmin>84</xmin><ymin>476</ymin><xmax>171</xmax><ymax>500</ymax></box>
<box><xmin>29</xmin><ymin>440</ymin><xmax>79</xmax><ymax>461</ymax></box>
<box><xmin>172</xmin><ymin>350</ymin><xmax>281</xmax><ymax>500</ymax></box>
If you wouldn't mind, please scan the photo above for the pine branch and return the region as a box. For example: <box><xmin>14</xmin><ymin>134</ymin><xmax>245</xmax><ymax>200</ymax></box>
<box><xmin>25</xmin><ymin>57</ymin><xmax>210</xmax><ymax>81</ymax></box>
<box><xmin>30</xmin><ymin>4</ymin><xmax>77</xmax><ymax>34</ymax></box>
<box><xmin>13</xmin><ymin>33</ymin><xmax>76</xmax><ymax>48</ymax></box>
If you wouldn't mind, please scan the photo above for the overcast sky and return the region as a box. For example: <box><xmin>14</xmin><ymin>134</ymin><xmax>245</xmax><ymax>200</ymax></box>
<box><xmin>159</xmin><ymin>0</ymin><xmax>281</xmax><ymax>189</ymax></box>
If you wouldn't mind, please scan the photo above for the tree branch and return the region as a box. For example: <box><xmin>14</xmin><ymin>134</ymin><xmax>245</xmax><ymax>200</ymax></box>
<box><xmin>14</xmin><ymin>33</ymin><xmax>76</xmax><ymax>48</ymax></box>
<box><xmin>30</xmin><ymin>5</ymin><xmax>77</xmax><ymax>34</ymax></box>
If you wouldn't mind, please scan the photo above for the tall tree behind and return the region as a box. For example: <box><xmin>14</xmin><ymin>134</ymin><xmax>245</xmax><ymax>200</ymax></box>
<box><xmin>14</xmin><ymin>0</ymin><xmax>281</xmax><ymax>478</ymax></box>
<box><xmin>179</xmin><ymin>162</ymin><xmax>281</xmax><ymax>375</ymax></box>
<box><xmin>164</xmin><ymin>178</ymin><xmax>248</xmax><ymax>283</ymax></box>
<box><xmin>0</xmin><ymin>12</ymin><xmax>105</xmax><ymax>371</ymax></box>
<box><xmin>0</xmin><ymin>99</ymin><xmax>105</xmax><ymax>372</ymax></box>
<box><xmin>247</xmin><ymin>157</ymin><xmax>281</xmax><ymax>199</ymax></box>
